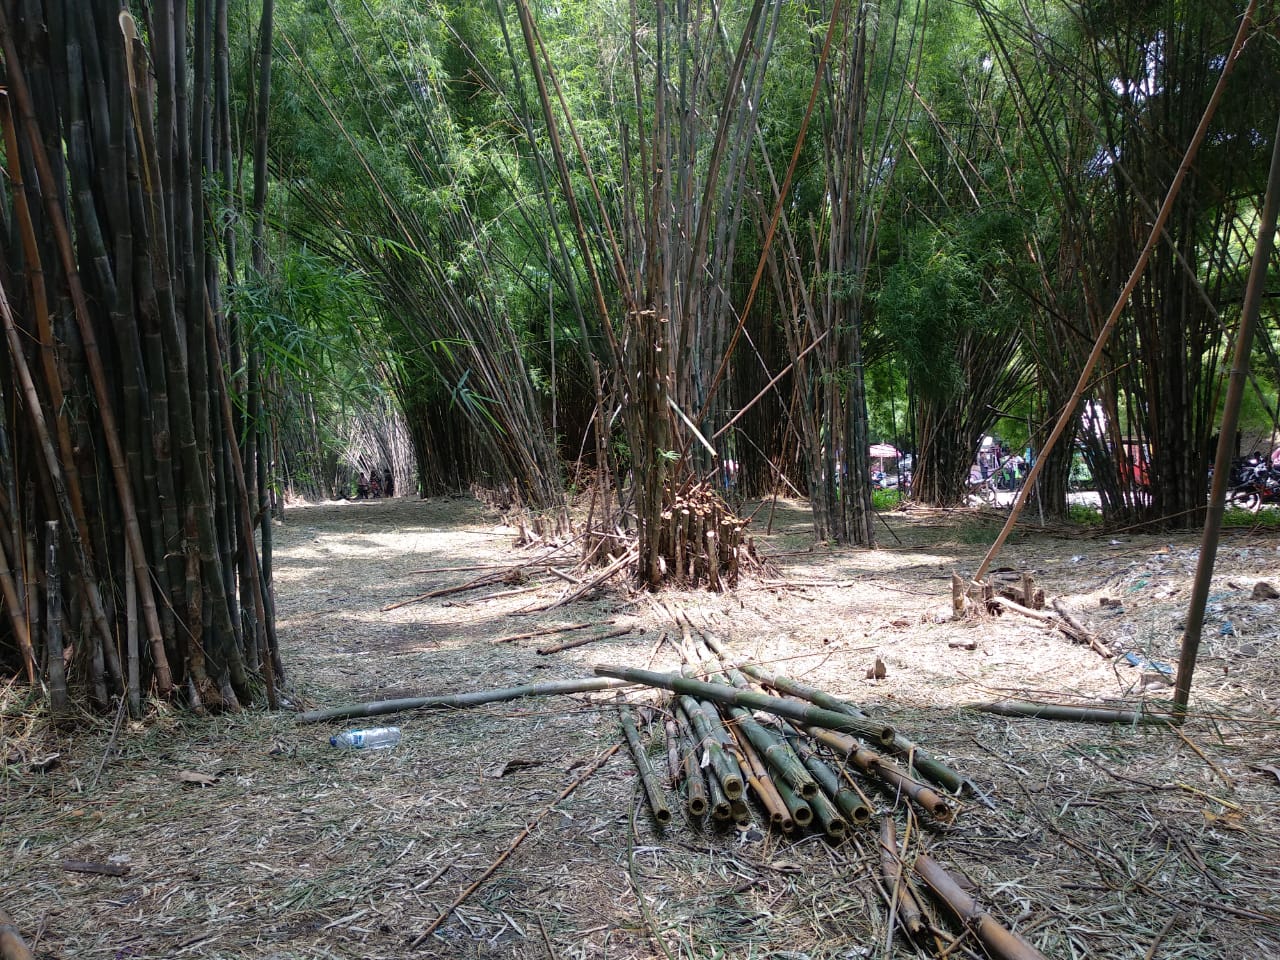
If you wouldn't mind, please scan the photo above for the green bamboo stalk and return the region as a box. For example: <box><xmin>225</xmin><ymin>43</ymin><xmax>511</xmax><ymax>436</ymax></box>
<box><xmin>773</xmin><ymin>775</ymin><xmax>812</xmax><ymax>830</ymax></box>
<box><xmin>972</xmin><ymin>701</ymin><xmax>1150</xmax><ymax>725</ymax></box>
<box><xmin>803</xmin><ymin>727</ymin><xmax>954</xmax><ymax>821</ymax></box>
<box><xmin>678</xmin><ymin>695</ymin><xmax>745</xmax><ymax>799</ymax></box>
<box><xmin>620</xmin><ymin>705</ymin><xmax>672</xmax><ymax>826</ymax></box>
<box><xmin>806</xmin><ymin>787</ymin><xmax>849</xmax><ymax>842</ymax></box>
<box><xmin>674</xmin><ymin>706</ymin><xmax>717</xmax><ymax>818</ymax></box>
<box><xmin>733</xmin><ymin>658</ymin><xmax>962</xmax><ymax>790</ymax></box>
<box><xmin>727</xmin><ymin>710</ymin><xmax>819</xmax><ymax>799</ymax></box>
<box><xmin>788</xmin><ymin>734</ymin><xmax>872</xmax><ymax>826</ymax></box>
<box><xmin>596</xmin><ymin>665</ymin><xmax>894</xmax><ymax>745</ymax></box>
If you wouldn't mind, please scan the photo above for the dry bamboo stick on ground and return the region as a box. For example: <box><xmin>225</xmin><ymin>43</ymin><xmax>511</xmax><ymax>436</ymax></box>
<box><xmin>408</xmin><ymin>744</ymin><xmax>621</xmax><ymax>947</ymax></box>
<box><xmin>537</xmin><ymin>625</ymin><xmax>634</xmax><ymax>655</ymax></box>
<box><xmin>525</xmin><ymin>547</ymin><xmax>639</xmax><ymax>612</ymax></box>
<box><xmin>913</xmin><ymin>853</ymin><xmax>1049</xmax><ymax>960</ymax></box>
<box><xmin>0</xmin><ymin>907</ymin><xmax>34</xmax><ymax>960</ymax></box>
<box><xmin>492</xmin><ymin>621</ymin><xmax>604</xmax><ymax>645</ymax></box>
<box><xmin>727</xmin><ymin>723</ymin><xmax>792</xmax><ymax>831</ymax></box>
<box><xmin>879</xmin><ymin>818</ymin><xmax>926</xmax><ymax>937</ymax></box>
<box><xmin>619</xmin><ymin>705</ymin><xmax>672</xmax><ymax>825</ymax></box>
<box><xmin>297</xmin><ymin>677</ymin><xmax>632</xmax><ymax>724</ymax></box>
<box><xmin>382</xmin><ymin>571</ymin><xmax>507</xmax><ymax>611</ymax></box>
<box><xmin>972</xmin><ymin>700</ymin><xmax>1148</xmax><ymax>724</ymax></box>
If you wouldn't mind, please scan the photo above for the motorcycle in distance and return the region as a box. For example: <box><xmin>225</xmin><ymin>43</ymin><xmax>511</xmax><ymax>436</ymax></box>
<box><xmin>1225</xmin><ymin>454</ymin><xmax>1280</xmax><ymax>513</ymax></box>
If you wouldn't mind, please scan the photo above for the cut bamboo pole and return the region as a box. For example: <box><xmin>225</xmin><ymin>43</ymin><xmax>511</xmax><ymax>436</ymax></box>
<box><xmin>678</xmin><ymin>696</ymin><xmax>745</xmax><ymax>800</ymax></box>
<box><xmin>674</xmin><ymin>706</ymin><xmax>714</xmax><ymax>818</ymax></box>
<box><xmin>789</xmin><ymin>734</ymin><xmax>872</xmax><ymax>826</ymax></box>
<box><xmin>803</xmin><ymin>727</ymin><xmax>954</xmax><ymax>821</ymax></box>
<box><xmin>913</xmin><ymin>853</ymin><xmax>1049</xmax><ymax>960</ymax></box>
<box><xmin>44</xmin><ymin>523</ymin><xmax>67</xmax><ymax>717</ymax></box>
<box><xmin>731</xmin><ymin>658</ymin><xmax>962</xmax><ymax>791</ymax></box>
<box><xmin>726</xmin><ymin>723</ymin><xmax>791</xmax><ymax>830</ymax></box>
<box><xmin>297</xmin><ymin>677</ymin><xmax>632</xmax><ymax>724</ymax></box>
<box><xmin>972</xmin><ymin>701</ymin><xmax>1149</xmax><ymax>725</ymax></box>
<box><xmin>619</xmin><ymin>705</ymin><xmax>672</xmax><ymax>826</ymax></box>
<box><xmin>596</xmin><ymin>665</ymin><xmax>896</xmax><ymax>744</ymax></box>
<box><xmin>879</xmin><ymin>818</ymin><xmax>926</xmax><ymax>936</ymax></box>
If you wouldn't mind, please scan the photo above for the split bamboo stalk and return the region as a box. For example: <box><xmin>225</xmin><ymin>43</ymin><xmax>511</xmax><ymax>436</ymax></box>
<box><xmin>879</xmin><ymin>818</ymin><xmax>926</xmax><ymax>937</ymax></box>
<box><xmin>297</xmin><ymin>677</ymin><xmax>632</xmax><ymax>724</ymax></box>
<box><xmin>913</xmin><ymin>853</ymin><xmax>1049</xmax><ymax>960</ymax></box>
<box><xmin>619</xmin><ymin>705</ymin><xmax>672</xmax><ymax>826</ymax></box>
<box><xmin>663</xmin><ymin>719</ymin><xmax>682</xmax><ymax>787</ymax></box>
<box><xmin>596</xmin><ymin>665</ymin><xmax>896</xmax><ymax>745</ymax></box>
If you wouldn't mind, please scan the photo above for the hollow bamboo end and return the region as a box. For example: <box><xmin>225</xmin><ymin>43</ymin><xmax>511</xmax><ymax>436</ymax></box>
<box><xmin>799</xmin><ymin>782</ymin><xmax>819</xmax><ymax>800</ymax></box>
<box><xmin>723</xmin><ymin>776</ymin><xmax>744</xmax><ymax>799</ymax></box>
<box><xmin>711</xmin><ymin>801</ymin><xmax>733</xmax><ymax>821</ymax></box>
<box><xmin>655</xmin><ymin>807</ymin><xmax>673</xmax><ymax>825</ymax></box>
<box><xmin>792</xmin><ymin>806</ymin><xmax>813</xmax><ymax>827</ymax></box>
<box><xmin>848</xmin><ymin>804</ymin><xmax>872</xmax><ymax>825</ymax></box>
<box><xmin>688</xmin><ymin>797</ymin><xmax>709</xmax><ymax>817</ymax></box>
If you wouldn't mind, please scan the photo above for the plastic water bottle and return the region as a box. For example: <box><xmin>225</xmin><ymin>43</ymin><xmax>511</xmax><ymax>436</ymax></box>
<box><xmin>329</xmin><ymin>726</ymin><xmax>402</xmax><ymax>750</ymax></box>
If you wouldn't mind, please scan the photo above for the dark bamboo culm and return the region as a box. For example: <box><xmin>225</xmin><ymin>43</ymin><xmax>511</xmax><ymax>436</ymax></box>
<box><xmin>787</xmin><ymin>733</ymin><xmax>872</xmax><ymax>826</ymax></box>
<box><xmin>0</xmin><ymin>3</ymin><xmax>279</xmax><ymax>711</ymax></box>
<box><xmin>803</xmin><ymin>727</ymin><xmax>954</xmax><ymax>822</ymax></box>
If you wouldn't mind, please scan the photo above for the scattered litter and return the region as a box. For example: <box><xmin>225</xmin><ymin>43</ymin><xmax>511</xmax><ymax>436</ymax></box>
<box><xmin>1121</xmin><ymin>652</ymin><xmax>1172</xmax><ymax>676</ymax></box>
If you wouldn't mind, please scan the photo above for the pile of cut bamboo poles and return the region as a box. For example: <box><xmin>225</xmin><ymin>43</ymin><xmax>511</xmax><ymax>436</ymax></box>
<box><xmin>653</xmin><ymin>481</ymin><xmax>756</xmax><ymax>589</ymax></box>
<box><xmin>605</xmin><ymin>619</ymin><xmax>1051</xmax><ymax>960</ymax></box>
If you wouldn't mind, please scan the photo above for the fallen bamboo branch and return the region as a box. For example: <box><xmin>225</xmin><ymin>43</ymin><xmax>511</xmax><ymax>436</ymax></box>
<box><xmin>525</xmin><ymin>547</ymin><xmax>638</xmax><ymax>612</ymax></box>
<box><xmin>297</xmin><ymin>677</ymin><xmax>632</xmax><ymax>724</ymax></box>
<box><xmin>537</xmin><ymin>625</ymin><xmax>634</xmax><ymax>655</ymax></box>
<box><xmin>913</xmin><ymin>852</ymin><xmax>1049</xmax><ymax>960</ymax></box>
<box><xmin>382</xmin><ymin>570</ymin><xmax>509</xmax><ymax>611</ymax></box>
<box><xmin>408</xmin><ymin>743</ymin><xmax>621</xmax><ymax>948</ymax></box>
<box><xmin>619</xmin><ymin>705</ymin><xmax>672</xmax><ymax>826</ymax></box>
<box><xmin>491</xmin><ymin>621</ymin><xmax>604</xmax><ymax>645</ymax></box>
<box><xmin>990</xmin><ymin>595</ymin><xmax>1112</xmax><ymax>659</ymax></box>
<box><xmin>972</xmin><ymin>700</ymin><xmax>1150</xmax><ymax>724</ymax></box>
<box><xmin>0</xmin><ymin>907</ymin><xmax>34</xmax><ymax>960</ymax></box>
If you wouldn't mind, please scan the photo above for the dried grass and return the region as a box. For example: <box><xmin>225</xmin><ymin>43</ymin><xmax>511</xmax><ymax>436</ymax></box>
<box><xmin>3</xmin><ymin>495</ymin><xmax>1280</xmax><ymax>958</ymax></box>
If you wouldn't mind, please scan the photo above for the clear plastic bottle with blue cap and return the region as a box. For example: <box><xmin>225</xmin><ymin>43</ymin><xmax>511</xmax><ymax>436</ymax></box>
<box><xmin>329</xmin><ymin>726</ymin><xmax>402</xmax><ymax>750</ymax></box>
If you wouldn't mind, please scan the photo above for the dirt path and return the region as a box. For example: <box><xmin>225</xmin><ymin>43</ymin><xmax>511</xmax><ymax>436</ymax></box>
<box><xmin>4</xmin><ymin>496</ymin><xmax>1280</xmax><ymax>958</ymax></box>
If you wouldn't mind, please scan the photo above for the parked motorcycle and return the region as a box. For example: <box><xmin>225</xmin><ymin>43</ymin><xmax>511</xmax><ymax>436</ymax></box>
<box><xmin>1227</xmin><ymin>457</ymin><xmax>1280</xmax><ymax>512</ymax></box>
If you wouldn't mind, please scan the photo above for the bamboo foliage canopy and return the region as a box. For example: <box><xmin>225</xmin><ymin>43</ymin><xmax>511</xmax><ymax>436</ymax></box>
<box><xmin>0</xmin><ymin>1</ymin><xmax>279</xmax><ymax>713</ymax></box>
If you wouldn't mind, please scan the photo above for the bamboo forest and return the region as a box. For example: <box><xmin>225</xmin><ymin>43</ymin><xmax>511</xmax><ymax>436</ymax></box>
<box><xmin>3</xmin><ymin>1</ymin><xmax>1280</xmax><ymax>958</ymax></box>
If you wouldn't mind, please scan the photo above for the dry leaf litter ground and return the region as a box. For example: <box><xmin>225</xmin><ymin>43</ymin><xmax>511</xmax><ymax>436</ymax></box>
<box><xmin>3</xmin><ymin>494</ymin><xmax>1280</xmax><ymax>959</ymax></box>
